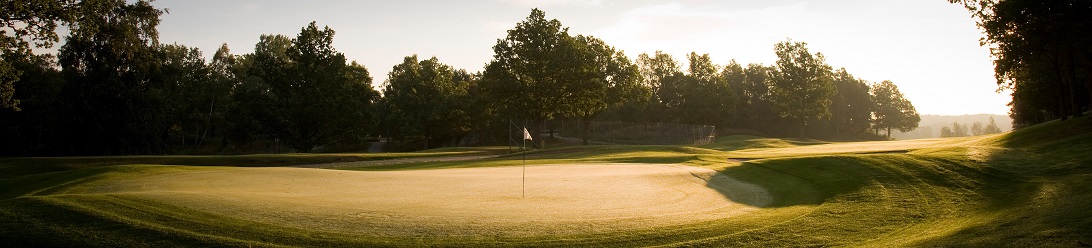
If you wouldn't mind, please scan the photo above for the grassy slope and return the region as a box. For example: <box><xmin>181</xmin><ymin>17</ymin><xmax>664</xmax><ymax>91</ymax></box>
<box><xmin>1</xmin><ymin>118</ymin><xmax>1090</xmax><ymax>247</ymax></box>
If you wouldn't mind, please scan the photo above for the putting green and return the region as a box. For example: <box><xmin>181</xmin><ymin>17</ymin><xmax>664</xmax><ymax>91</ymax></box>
<box><xmin>68</xmin><ymin>163</ymin><xmax>770</xmax><ymax>237</ymax></box>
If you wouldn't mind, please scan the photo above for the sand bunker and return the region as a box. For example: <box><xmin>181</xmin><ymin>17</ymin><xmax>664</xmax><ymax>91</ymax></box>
<box><xmin>81</xmin><ymin>163</ymin><xmax>770</xmax><ymax>237</ymax></box>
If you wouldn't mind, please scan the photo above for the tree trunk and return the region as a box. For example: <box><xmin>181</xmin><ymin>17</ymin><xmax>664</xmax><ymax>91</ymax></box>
<box><xmin>581</xmin><ymin>116</ymin><xmax>590</xmax><ymax>145</ymax></box>
<box><xmin>799</xmin><ymin>121</ymin><xmax>806</xmax><ymax>139</ymax></box>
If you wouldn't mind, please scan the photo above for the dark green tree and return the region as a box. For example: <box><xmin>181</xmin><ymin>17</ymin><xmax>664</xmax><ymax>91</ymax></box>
<box><xmin>830</xmin><ymin>68</ymin><xmax>874</xmax><ymax>137</ymax></box>
<box><xmin>660</xmin><ymin>52</ymin><xmax>734</xmax><ymax>127</ymax></box>
<box><xmin>951</xmin><ymin>0</ymin><xmax>1092</xmax><ymax>126</ymax></box>
<box><xmin>870</xmin><ymin>80</ymin><xmax>920</xmax><ymax>139</ymax></box>
<box><xmin>282</xmin><ymin>22</ymin><xmax>378</xmax><ymax>151</ymax></box>
<box><xmin>235</xmin><ymin>23</ymin><xmax>379</xmax><ymax>152</ymax></box>
<box><xmin>56</xmin><ymin>0</ymin><xmax>165</xmax><ymax>154</ymax></box>
<box><xmin>567</xmin><ymin>35</ymin><xmax>646</xmax><ymax>145</ymax></box>
<box><xmin>381</xmin><ymin>55</ymin><xmax>469</xmax><ymax>148</ymax></box>
<box><xmin>481</xmin><ymin>8</ymin><xmax>594</xmax><ymax>146</ymax></box>
<box><xmin>768</xmin><ymin>39</ymin><xmax>835</xmax><ymax>138</ymax></box>
<box><xmin>1</xmin><ymin>0</ymin><xmax>79</xmax><ymax>110</ymax></box>
<box><xmin>636</xmin><ymin>50</ymin><xmax>682</xmax><ymax>104</ymax></box>
<box><xmin>155</xmin><ymin>43</ymin><xmax>216</xmax><ymax>148</ymax></box>
<box><xmin>739</xmin><ymin>63</ymin><xmax>776</xmax><ymax>132</ymax></box>
<box><xmin>0</xmin><ymin>53</ymin><xmax>63</xmax><ymax>155</ymax></box>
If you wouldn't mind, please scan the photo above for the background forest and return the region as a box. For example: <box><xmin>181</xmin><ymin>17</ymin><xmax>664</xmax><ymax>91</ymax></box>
<box><xmin>4</xmin><ymin>0</ymin><xmax>1078</xmax><ymax>156</ymax></box>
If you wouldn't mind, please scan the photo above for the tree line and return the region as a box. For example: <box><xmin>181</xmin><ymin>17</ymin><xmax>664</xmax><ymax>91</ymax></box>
<box><xmin>939</xmin><ymin>117</ymin><xmax>1004</xmax><ymax>137</ymax></box>
<box><xmin>951</xmin><ymin>0</ymin><xmax>1092</xmax><ymax>128</ymax></box>
<box><xmin>1</xmin><ymin>3</ymin><xmax>920</xmax><ymax>155</ymax></box>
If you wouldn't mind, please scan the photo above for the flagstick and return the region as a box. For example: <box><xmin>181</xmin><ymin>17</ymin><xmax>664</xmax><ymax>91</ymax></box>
<box><xmin>522</xmin><ymin>132</ymin><xmax>526</xmax><ymax>199</ymax></box>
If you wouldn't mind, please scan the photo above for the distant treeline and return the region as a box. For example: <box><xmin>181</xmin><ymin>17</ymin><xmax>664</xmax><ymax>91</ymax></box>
<box><xmin>1</xmin><ymin>2</ymin><xmax>922</xmax><ymax>155</ymax></box>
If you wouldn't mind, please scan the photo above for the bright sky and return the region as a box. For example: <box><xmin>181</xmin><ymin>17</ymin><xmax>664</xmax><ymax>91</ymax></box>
<box><xmin>153</xmin><ymin>0</ymin><xmax>1008</xmax><ymax>115</ymax></box>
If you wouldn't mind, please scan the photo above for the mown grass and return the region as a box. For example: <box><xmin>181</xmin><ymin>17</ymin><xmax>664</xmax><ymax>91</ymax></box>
<box><xmin>0</xmin><ymin>146</ymin><xmax>509</xmax><ymax>178</ymax></box>
<box><xmin>1</xmin><ymin>117</ymin><xmax>1091</xmax><ymax>246</ymax></box>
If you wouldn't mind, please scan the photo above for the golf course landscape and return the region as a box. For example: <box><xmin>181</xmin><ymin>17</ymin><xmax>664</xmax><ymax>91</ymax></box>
<box><xmin>2</xmin><ymin>116</ymin><xmax>1090</xmax><ymax>247</ymax></box>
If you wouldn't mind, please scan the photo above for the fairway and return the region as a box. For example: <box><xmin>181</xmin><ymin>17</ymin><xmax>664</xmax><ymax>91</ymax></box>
<box><xmin>64</xmin><ymin>163</ymin><xmax>768</xmax><ymax>237</ymax></box>
<box><xmin>3</xmin><ymin>117</ymin><xmax>1091</xmax><ymax>247</ymax></box>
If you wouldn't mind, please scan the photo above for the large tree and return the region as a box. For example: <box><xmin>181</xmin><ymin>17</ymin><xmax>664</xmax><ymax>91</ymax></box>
<box><xmin>870</xmin><ymin>80</ymin><xmax>920</xmax><ymax>139</ymax></box>
<box><xmin>56</xmin><ymin>0</ymin><xmax>165</xmax><ymax>154</ymax></box>
<box><xmin>636</xmin><ymin>51</ymin><xmax>682</xmax><ymax>104</ymax></box>
<box><xmin>659</xmin><ymin>52</ymin><xmax>734</xmax><ymax>127</ymax></box>
<box><xmin>830</xmin><ymin>68</ymin><xmax>874</xmax><ymax>137</ymax></box>
<box><xmin>566</xmin><ymin>35</ymin><xmax>646</xmax><ymax>145</ymax></box>
<box><xmin>951</xmin><ymin>0</ymin><xmax>1092</xmax><ymax>126</ymax></box>
<box><xmin>1</xmin><ymin>0</ymin><xmax>78</xmax><ymax>110</ymax></box>
<box><xmin>768</xmin><ymin>40</ymin><xmax>835</xmax><ymax>138</ymax></box>
<box><xmin>237</xmin><ymin>23</ymin><xmax>379</xmax><ymax>152</ymax></box>
<box><xmin>738</xmin><ymin>63</ymin><xmax>776</xmax><ymax>132</ymax></box>
<box><xmin>285</xmin><ymin>22</ymin><xmax>378</xmax><ymax>151</ymax></box>
<box><xmin>481</xmin><ymin>8</ymin><xmax>608</xmax><ymax>146</ymax></box>
<box><xmin>381</xmin><ymin>55</ymin><xmax>470</xmax><ymax>148</ymax></box>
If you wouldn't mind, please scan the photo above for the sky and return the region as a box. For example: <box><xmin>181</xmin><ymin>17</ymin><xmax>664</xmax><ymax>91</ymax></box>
<box><xmin>151</xmin><ymin>0</ymin><xmax>1008</xmax><ymax>116</ymax></box>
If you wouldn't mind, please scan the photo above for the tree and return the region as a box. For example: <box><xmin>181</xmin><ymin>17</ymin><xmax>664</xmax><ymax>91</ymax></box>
<box><xmin>830</xmin><ymin>68</ymin><xmax>874</xmax><ymax>137</ymax></box>
<box><xmin>739</xmin><ymin>63</ymin><xmax>776</xmax><ymax>132</ymax></box>
<box><xmin>870</xmin><ymin>80</ymin><xmax>920</xmax><ymax>139</ymax></box>
<box><xmin>658</xmin><ymin>52</ymin><xmax>734</xmax><ymax>127</ymax></box>
<box><xmin>768</xmin><ymin>39</ymin><xmax>835</xmax><ymax>138</ymax></box>
<box><xmin>56</xmin><ymin>0</ymin><xmax>165</xmax><ymax>154</ymax></box>
<box><xmin>951</xmin><ymin>0</ymin><xmax>1092</xmax><ymax>126</ymax></box>
<box><xmin>567</xmin><ymin>35</ymin><xmax>646</xmax><ymax>145</ymax></box>
<box><xmin>156</xmin><ymin>43</ymin><xmax>215</xmax><ymax>147</ymax></box>
<box><xmin>983</xmin><ymin>117</ymin><xmax>1003</xmax><ymax>134</ymax></box>
<box><xmin>282</xmin><ymin>22</ymin><xmax>378</xmax><ymax>151</ymax></box>
<box><xmin>0</xmin><ymin>53</ymin><xmax>64</xmax><ymax>155</ymax></box>
<box><xmin>481</xmin><ymin>8</ymin><xmax>601</xmax><ymax>147</ymax></box>
<box><xmin>235</xmin><ymin>23</ymin><xmax>379</xmax><ymax>152</ymax></box>
<box><xmin>721</xmin><ymin>60</ymin><xmax>746</xmax><ymax>127</ymax></box>
<box><xmin>952</xmin><ymin>122</ymin><xmax>969</xmax><ymax>137</ymax></box>
<box><xmin>971</xmin><ymin>121</ymin><xmax>984</xmax><ymax>136</ymax></box>
<box><xmin>382</xmin><ymin>55</ymin><xmax>470</xmax><ymax>148</ymax></box>
<box><xmin>1</xmin><ymin>0</ymin><xmax>79</xmax><ymax>110</ymax></box>
<box><xmin>940</xmin><ymin>126</ymin><xmax>954</xmax><ymax>137</ymax></box>
<box><xmin>636</xmin><ymin>50</ymin><xmax>682</xmax><ymax>104</ymax></box>
<box><xmin>228</xmin><ymin>34</ymin><xmax>292</xmax><ymax>150</ymax></box>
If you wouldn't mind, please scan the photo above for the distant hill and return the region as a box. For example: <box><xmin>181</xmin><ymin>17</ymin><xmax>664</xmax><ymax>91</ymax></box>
<box><xmin>891</xmin><ymin>114</ymin><xmax>1013</xmax><ymax>140</ymax></box>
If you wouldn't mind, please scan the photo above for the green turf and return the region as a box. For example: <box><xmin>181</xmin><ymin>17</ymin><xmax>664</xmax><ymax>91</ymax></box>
<box><xmin>2</xmin><ymin>117</ymin><xmax>1091</xmax><ymax>247</ymax></box>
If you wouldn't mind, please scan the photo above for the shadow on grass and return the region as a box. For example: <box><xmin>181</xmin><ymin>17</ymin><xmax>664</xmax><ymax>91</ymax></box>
<box><xmin>710</xmin><ymin>156</ymin><xmax>874</xmax><ymax>208</ymax></box>
<box><xmin>911</xmin><ymin>116</ymin><xmax>1092</xmax><ymax>246</ymax></box>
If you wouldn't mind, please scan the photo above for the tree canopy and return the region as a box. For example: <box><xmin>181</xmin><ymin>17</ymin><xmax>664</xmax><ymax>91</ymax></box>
<box><xmin>768</xmin><ymin>39</ymin><xmax>836</xmax><ymax>138</ymax></box>
<box><xmin>951</xmin><ymin>0</ymin><xmax>1092</xmax><ymax>128</ymax></box>
<box><xmin>0</xmin><ymin>5</ymin><xmax>934</xmax><ymax>156</ymax></box>
<box><xmin>870</xmin><ymin>80</ymin><xmax>920</xmax><ymax>139</ymax></box>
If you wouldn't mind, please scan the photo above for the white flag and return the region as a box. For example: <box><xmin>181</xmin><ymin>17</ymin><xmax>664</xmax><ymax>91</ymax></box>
<box><xmin>523</xmin><ymin>127</ymin><xmax>532</xmax><ymax>140</ymax></box>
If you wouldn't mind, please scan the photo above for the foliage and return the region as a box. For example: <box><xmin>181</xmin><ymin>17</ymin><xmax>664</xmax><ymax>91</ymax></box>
<box><xmin>768</xmin><ymin>39</ymin><xmax>836</xmax><ymax>138</ymax></box>
<box><xmin>480</xmin><ymin>9</ymin><xmax>576</xmax><ymax>145</ymax></box>
<box><xmin>870</xmin><ymin>80</ymin><xmax>920</xmax><ymax>139</ymax></box>
<box><xmin>481</xmin><ymin>9</ymin><xmax>647</xmax><ymax>146</ymax></box>
<box><xmin>381</xmin><ymin>55</ymin><xmax>471</xmax><ymax>148</ymax></box>
<box><xmin>951</xmin><ymin>0</ymin><xmax>1092</xmax><ymax>126</ymax></box>
<box><xmin>829</xmin><ymin>68</ymin><xmax>874</xmax><ymax>137</ymax></box>
<box><xmin>55</xmin><ymin>0</ymin><xmax>165</xmax><ymax>154</ymax></box>
<box><xmin>1</xmin><ymin>0</ymin><xmax>80</xmax><ymax>110</ymax></box>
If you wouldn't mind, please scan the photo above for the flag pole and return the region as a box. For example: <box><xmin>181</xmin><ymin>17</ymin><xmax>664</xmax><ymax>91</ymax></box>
<box><xmin>521</xmin><ymin>126</ymin><xmax>531</xmax><ymax>199</ymax></box>
<box><xmin>522</xmin><ymin>128</ymin><xmax>526</xmax><ymax>199</ymax></box>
